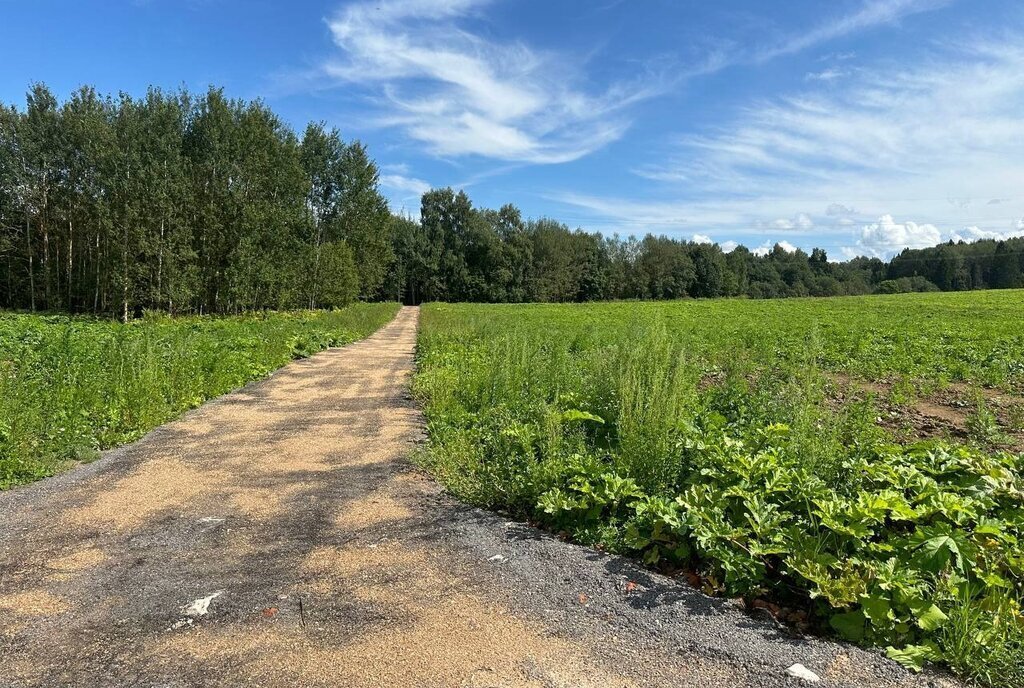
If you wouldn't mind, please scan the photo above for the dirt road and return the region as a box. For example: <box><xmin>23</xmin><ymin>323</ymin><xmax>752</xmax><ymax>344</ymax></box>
<box><xmin>0</xmin><ymin>307</ymin><xmax>953</xmax><ymax>687</ymax></box>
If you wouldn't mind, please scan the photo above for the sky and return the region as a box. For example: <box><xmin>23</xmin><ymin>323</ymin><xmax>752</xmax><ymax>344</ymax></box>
<box><xmin>2</xmin><ymin>0</ymin><xmax>1024</xmax><ymax>259</ymax></box>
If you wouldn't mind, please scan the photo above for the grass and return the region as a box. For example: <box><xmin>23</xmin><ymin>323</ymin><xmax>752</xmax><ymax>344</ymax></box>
<box><xmin>0</xmin><ymin>303</ymin><xmax>399</xmax><ymax>488</ymax></box>
<box><xmin>413</xmin><ymin>291</ymin><xmax>1024</xmax><ymax>686</ymax></box>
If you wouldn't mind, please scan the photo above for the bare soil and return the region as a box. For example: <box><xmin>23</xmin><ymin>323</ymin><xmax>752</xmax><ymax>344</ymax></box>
<box><xmin>832</xmin><ymin>373</ymin><xmax>1024</xmax><ymax>451</ymax></box>
<box><xmin>0</xmin><ymin>308</ymin><xmax>956</xmax><ymax>687</ymax></box>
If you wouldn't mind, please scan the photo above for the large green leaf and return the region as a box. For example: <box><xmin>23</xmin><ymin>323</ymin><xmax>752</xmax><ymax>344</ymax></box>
<box><xmin>859</xmin><ymin>594</ymin><xmax>891</xmax><ymax>624</ymax></box>
<box><xmin>885</xmin><ymin>642</ymin><xmax>941</xmax><ymax>672</ymax></box>
<box><xmin>911</xmin><ymin>534</ymin><xmax>962</xmax><ymax>573</ymax></box>
<box><xmin>907</xmin><ymin>598</ymin><xmax>948</xmax><ymax>631</ymax></box>
<box><xmin>830</xmin><ymin>609</ymin><xmax>866</xmax><ymax>642</ymax></box>
<box><xmin>560</xmin><ymin>409</ymin><xmax>605</xmax><ymax>424</ymax></box>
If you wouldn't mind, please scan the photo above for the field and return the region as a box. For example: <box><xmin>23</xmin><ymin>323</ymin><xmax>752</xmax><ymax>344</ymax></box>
<box><xmin>414</xmin><ymin>291</ymin><xmax>1024</xmax><ymax>686</ymax></box>
<box><xmin>0</xmin><ymin>303</ymin><xmax>399</xmax><ymax>488</ymax></box>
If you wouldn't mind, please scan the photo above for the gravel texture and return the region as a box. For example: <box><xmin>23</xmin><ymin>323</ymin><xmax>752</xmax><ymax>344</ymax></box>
<box><xmin>0</xmin><ymin>306</ymin><xmax>961</xmax><ymax>687</ymax></box>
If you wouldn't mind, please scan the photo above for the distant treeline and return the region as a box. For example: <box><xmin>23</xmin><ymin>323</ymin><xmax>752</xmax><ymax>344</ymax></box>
<box><xmin>386</xmin><ymin>188</ymin><xmax>1024</xmax><ymax>303</ymax></box>
<box><xmin>3</xmin><ymin>85</ymin><xmax>1023</xmax><ymax>315</ymax></box>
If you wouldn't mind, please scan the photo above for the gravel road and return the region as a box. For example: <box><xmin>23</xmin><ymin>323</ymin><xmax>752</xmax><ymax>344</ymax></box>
<box><xmin>0</xmin><ymin>306</ymin><xmax>959</xmax><ymax>687</ymax></box>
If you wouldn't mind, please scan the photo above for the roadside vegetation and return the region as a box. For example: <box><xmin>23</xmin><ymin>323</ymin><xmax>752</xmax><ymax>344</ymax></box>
<box><xmin>0</xmin><ymin>303</ymin><xmax>398</xmax><ymax>488</ymax></box>
<box><xmin>414</xmin><ymin>292</ymin><xmax>1024</xmax><ymax>687</ymax></box>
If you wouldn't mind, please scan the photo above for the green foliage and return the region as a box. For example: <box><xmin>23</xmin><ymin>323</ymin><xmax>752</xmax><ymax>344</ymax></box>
<box><xmin>875</xmin><ymin>276</ymin><xmax>941</xmax><ymax>294</ymax></box>
<box><xmin>0</xmin><ymin>84</ymin><xmax>394</xmax><ymax>316</ymax></box>
<box><xmin>317</xmin><ymin>242</ymin><xmax>360</xmax><ymax>308</ymax></box>
<box><xmin>0</xmin><ymin>303</ymin><xmax>398</xmax><ymax>487</ymax></box>
<box><xmin>414</xmin><ymin>294</ymin><xmax>1024</xmax><ymax>687</ymax></box>
<box><xmin>382</xmin><ymin>185</ymin><xmax>1024</xmax><ymax>305</ymax></box>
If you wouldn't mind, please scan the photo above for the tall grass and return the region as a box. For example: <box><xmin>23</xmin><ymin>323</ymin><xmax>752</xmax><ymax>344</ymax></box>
<box><xmin>0</xmin><ymin>303</ymin><xmax>399</xmax><ymax>488</ymax></box>
<box><xmin>414</xmin><ymin>293</ymin><xmax>1024</xmax><ymax>686</ymax></box>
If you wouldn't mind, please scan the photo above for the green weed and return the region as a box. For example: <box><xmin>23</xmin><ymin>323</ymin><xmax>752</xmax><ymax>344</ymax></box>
<box><xmin>414</xmin><ymin>292</ymin><xmax>1024</xmax><ymax>686</ymax></box>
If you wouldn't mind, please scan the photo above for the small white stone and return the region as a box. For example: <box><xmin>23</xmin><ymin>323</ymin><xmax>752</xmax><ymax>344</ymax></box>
<box><xmin>785</xmin><ymin>664</ymin><xmax>820</xmax><ymax>683</ymax></box>
<box><xmin>183</xmin><ymin>592</ymin><xmax>222</xmax><ymax>617</ymax></box>
<box><xmin>487</xmin><ymin>554</ymin><xmax>506</xmax><ymax>563</ymax></box>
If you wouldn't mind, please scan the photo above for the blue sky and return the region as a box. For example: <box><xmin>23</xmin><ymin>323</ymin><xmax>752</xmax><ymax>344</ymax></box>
<box><xmin>3</xmin><ymin>0</ymin><xmax>1024</xmax><ymax>259</ymax></box>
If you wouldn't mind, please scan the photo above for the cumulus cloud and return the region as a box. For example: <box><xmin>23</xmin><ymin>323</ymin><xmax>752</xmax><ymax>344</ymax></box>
<box><xmin>845</xmin><ymin>215</ymin><xmax>1024</xmax><ymax>259</ymax></box>
<box><xmin>851</xmin><ymin>214</ymin><xmax>941</xmax><ymax>258</ymax></box>
<box><xmin>323</xmin><ymin>0</ymin><xmax>658</xmax><ymax>163</ymax></box>
<box><xmin>691</xmin><ymin>234</ymin><xmax>713</xmax><ymax>244</ymax></box>
<box><xmin>826</xmin><ymin>203</ymin><xmax>857</xmax><ymax>217</ymax></box>
<box><xmin>753</xmin><ymin>240</ymin><xmax>799</xmax><ymax>256</ymax></box>
<box><xmin>948</xmin><ymin>223</ymin><xmax>1024</xmax><ymax>243</ymax></box>
<box><xmin>720</xmin><ymin>240</ymin><xmax>739</xmax><ymax>253</ymax></box>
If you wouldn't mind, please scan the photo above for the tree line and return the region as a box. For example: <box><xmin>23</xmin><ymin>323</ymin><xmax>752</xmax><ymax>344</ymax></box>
<box><xmin>0</xmin><ymin>84</ymin><xmax>390</xmax><ymax>318</ymax></box>
<box><xmin>3</xmin><ymin>85</ymin><xmax>1022</xmax><ymax>316</ymax></box>
<box><xmin>384</xmin><ymin>187</ymin><xmax>1024</xmax><ymax>304</ymax></box>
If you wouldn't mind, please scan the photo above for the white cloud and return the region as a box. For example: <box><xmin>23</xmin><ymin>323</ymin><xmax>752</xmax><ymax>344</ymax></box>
<box><xmin>845</xmin><ymin>216</ymin><xmax>1024</xmax><ymax>259</ymax></box>
<box><xmin>323</xmin><ymin>0</ymin><xmax>658</xmax><ymax>163</ymax></box>
<box><xmin>851</xmin><ymin>214</ymin><xmax>941</xmax><ymax>258</ymax></box>
<box><xmin>720</xmin><ymin>240</ymin><xmax>739</xmax><ymax>253</ymax></box>
<box><xmin>319</xmin><ymin>0</ymin><xmax>945</xmax><ymax>168</ymax></box>
<box><xmin>691</xmin><ymin>233</ymin><xmax>713</xmax><ymax>244</ymax></box>
<box><xmin>566</xmin><ymin>39</ymin><xmax>1024</xmax><ymax>253</ymax></box>
<box><xmin>766</xmin><ymin>213</ymin><xmax>814</xmax><ymax>231</ymax></box>
<box><xmin>753</xmin><ymin>240</ymin><xmax>799</xmax><ymax>256</ymax></box>
<box><xmin>379</xmin><ymin>173</ymin><xmax>431</xmax><ymax>198</ymax></box>
<box><xmin>948</xmin><ymin>223</ymin><xmax>1024</xmax><ymax>243</ymax></box>
<box><xmin>806</xmin><ymin>67</ymin><xmax>846</xmax><ymax>82</ymax></box>
<box><xmin>755</xmin><ymin>0</ymin><xmax>951</xmax><ymax>62</ymax></box>
<box><xmin>826</xmin><ymin>203</ymin><xmax>857</xmax><ymax>216</ymax></box>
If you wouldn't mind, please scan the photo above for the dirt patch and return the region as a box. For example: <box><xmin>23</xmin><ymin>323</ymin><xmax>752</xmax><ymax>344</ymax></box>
<box><xmin>335</xmin><ymin>492</ymin><xmax>414</xmax><ymax>531</ymax></box>
<box><xmin>65</xmin><ymin>458</ymin><xmax>231</xmax><ymax>532</ymax></box>
<box><xmin>0</xmin><ymin>590</ymin><xmax>69</xmax><ymax>617</ymax></box>
<box><xmin>831</xmin><ymin>373</ymin><xmax>1024</xmax><ymax>450</ymax></box>
<box><xmin>156</xmin><ymin>537</ymin><xmax>637</xmax><ymax>688</ymax></box>
<box><xmin>45</xmin><ymin>547</ymin><xmax>106</xmax><ymax>582</ymax></box>
<box><xmin>228</xmin><ymin>484</ymin><xmax>305</xmax><ymax>521</ymax></box>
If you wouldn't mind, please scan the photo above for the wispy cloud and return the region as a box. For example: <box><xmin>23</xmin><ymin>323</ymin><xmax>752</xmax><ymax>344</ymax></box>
<box><xmin>322</xmin><ymin>0</ymin><xmax>662</xmax><ymax>164</ymax></box>
<box><xmin>314</xmin><ymin>0</ymin><xmax>951</xmax><ymax>170</ymax></box>
<box><xmin>561</xmin><ymin>38</ymin><xmax>1024</xmax><ymax>255</ymax></box>
<box><xmin>380</xmin><ymin>172</ymin><xmax>431</xmax><ymax>197</ymax></box>
<box><xmin>754</xmin><ymin>0</ymin><xmax>953</xmax><ymax>62</ymax></box>
<box><xmin>805</xmin><ymin>67</ymin><xmax>847</xmax><ymax>82</ymax></box>
<box><xmin>670</xmin><ymin>0</ymin><xmax>951</xmax><ymax>82</ymax></box>
<box><xmin>378</xmin><ymin>167</ymin><xmax>432</xmax><ymax>215</ymax></box>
